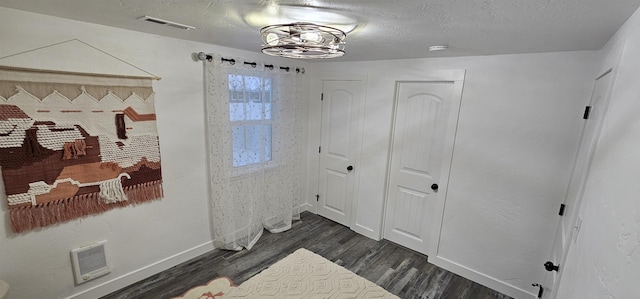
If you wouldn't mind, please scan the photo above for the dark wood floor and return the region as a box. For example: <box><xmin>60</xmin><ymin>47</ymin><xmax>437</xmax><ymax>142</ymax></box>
<box><xmin>102</xmin><ymin>212</ymin><xmax>513</xmax><ymax>299</ymax></box>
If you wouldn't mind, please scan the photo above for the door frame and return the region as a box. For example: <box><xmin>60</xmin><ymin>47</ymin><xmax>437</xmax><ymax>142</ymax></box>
<box><xmin>380</xmin><ymin>69</ymin><xmax>466</xmax><ymax>255</ymax></box>
<box><xmin>541</xmin><ymin>64</ymin><xmax>620</xmax><ymax>299</ymax></box>
<box><xmin>307</xmin><ymin>70</ymin><xmax>368</xmax><ymax>234</ymax></box>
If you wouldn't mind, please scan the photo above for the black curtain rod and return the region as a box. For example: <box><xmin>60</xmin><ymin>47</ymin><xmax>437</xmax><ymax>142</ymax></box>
<box><xmin>221</xmin><ymin>57</ymin><xmax>236</xmax><ymax>65</ymax></box>
<box><xmin>220</xmin><ymin>56</ymin><xmax>304</xmax><ymax>73</ymax></box>
<box><xmin>197</xmin><ymin>52</ymin><xmax>304</xmax><ymax>74</ymax></box>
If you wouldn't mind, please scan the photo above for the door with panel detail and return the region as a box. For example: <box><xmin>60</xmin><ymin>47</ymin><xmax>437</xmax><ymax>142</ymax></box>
<box><xmin>541</xmin><ymin>69</ymin><xmax>615</xmax><ymax>298</ymax></box>
<box><xmin>384</xmin><ymin>80</ymin><xmax>462</xmax><ymax>255</ymax></box>
<box><xmin>317</xmin><ymin>80</ymin><xmax>363</xmax><ymax>226</ymax></box>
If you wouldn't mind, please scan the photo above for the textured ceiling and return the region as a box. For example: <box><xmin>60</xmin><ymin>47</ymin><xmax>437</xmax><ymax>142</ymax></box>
<box><xmin>1</xmin><ymin>0</ymin><xmax>639</xmax><ymax>61</ymax></box>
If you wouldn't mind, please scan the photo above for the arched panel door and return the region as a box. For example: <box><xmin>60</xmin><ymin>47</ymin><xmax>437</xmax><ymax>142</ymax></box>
<box><xmin>384</xmin><ymin>80</ymin><xmax>461</xmax><ymax>255</ymax></box>
<box><xmin>317</xmin><ymin>80</ymin><xmax>364</xmax><ymax>226</ymax></box>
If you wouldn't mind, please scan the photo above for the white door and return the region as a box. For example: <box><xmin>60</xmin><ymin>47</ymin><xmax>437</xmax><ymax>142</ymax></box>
<box><xmin>384</xmin><ymin>78</ymin><xmax>464</xmax><ymax>255</ymax></box>
<box><xmin>317</xmin><ymin>80</ymin><xmax>364</xmax><ymax>227</ymax></box>
<box><xmin>541</xmin><ymin>69</ymin><xmax>615</xmax><ymax>298</ymax></box>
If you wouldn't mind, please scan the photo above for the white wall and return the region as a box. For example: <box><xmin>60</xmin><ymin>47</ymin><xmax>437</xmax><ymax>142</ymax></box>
<box><xmin>556</xmin><ymin>5</ymin><xmax>640</xmax><ymax>299</ymax></box>
<box><xmin>0</xmin><ymin>7</ymin><xmax>308</xmax><ymax>299</ymax></box>
<box><xmin>306</xmin><ymin>52</ymin><xmax>598</xmax><ymax>297</ymax></box>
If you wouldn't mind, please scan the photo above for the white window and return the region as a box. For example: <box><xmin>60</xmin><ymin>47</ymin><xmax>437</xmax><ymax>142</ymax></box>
<box><xmin>228</xmin><ymin>74</ymin><xmax>272</xmax><ymax>168</ymax></box>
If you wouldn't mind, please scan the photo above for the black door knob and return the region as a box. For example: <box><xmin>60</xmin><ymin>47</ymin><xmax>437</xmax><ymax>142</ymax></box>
<box><xmin>544</xmin><ymin>261</ymin><xmax>559</xmax><ymax>272</ymax></box>
<box><xmin>431</xmin><ymin>183</ymin><xmax>439</xmax><ymax>191</ymax></box>
<box><xmin>347</xmin><ymin>165</ymin><xmax>354</xmax><ymax>171</ymax></box>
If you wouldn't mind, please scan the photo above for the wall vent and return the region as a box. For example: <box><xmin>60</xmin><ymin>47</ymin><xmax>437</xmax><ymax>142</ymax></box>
<box><xmin>138</xmin><ymin>15</ymin><xmax>195</xmax><ymax>30</ymax></box>
<box><xmin>70</xmin><ymin>240</ymin><xmax>110</xmax><ymax>284</ymax></box>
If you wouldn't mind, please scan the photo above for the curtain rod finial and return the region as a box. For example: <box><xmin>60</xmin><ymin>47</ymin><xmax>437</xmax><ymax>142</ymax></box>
<box><xmin>197</xmin><ymin>52</ymin><xmax>212</xmax><ymax>62</ymax></box>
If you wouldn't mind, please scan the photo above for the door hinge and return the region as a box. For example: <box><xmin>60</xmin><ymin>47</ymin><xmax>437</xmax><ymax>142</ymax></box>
<box><xmin>559</xmin><ymin>203</ymin><xmax>566</xmax><ymax>216</ymax></box>
<box><xmin>316</xmin><ymin>194</ymin><xmax>320</xmax><ymax>202</ymax></box>
<box><xmin>321</xmin><ymin>93</ymin><xmax>324</xmax><ymax>101</ymax></box>
<box><xmin>319</xmin><ymin>146</ymin><xmax>322</xmax><ymax>153</ymax></box>
<box><xmin>583</xmin><ymin>106</ymin><xmax>592</xmax><ymax>119</ymax></box>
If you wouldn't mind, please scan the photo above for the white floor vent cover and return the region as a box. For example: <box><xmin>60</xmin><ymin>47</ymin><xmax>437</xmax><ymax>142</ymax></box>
<box><xmin>71</xmin><ymin>240</ymin><xmax>110</xmax><ymax>284</ymax></box>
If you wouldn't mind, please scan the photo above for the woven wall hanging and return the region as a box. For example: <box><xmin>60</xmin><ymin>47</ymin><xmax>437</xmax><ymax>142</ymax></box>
<box><xmin>0</xmin><ymin>66</ymin><xmax>163</xmax><ymax>233</ymax></box>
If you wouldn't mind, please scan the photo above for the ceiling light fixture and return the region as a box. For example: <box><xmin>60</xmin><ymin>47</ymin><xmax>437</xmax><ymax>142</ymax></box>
<box><xmin>260</xmin><ymin>23</ymin><xmax>346</xmax><ymax>59</ymax></box>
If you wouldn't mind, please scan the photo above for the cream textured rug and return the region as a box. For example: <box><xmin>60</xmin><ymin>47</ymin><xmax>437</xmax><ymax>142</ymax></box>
<box><xmin>226</xmin><ymin>248</ymin><xmax>399</xmax><ymax>298</ymax></box>
<box><xmin>175</xmin><ymin>248</ymin><xmax>399</xmax><ymax>299</ymax></box>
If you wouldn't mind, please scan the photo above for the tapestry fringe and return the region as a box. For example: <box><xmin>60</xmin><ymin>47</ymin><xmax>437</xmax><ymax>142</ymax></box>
<box><xmin>99</xmin><ymin>177</ymin><xmax>128</xmax><ymax>204</ymax></box>
<box><xmin>9</xmin><ymin>180</ymin><xmax>163</xmax><ymax>233</ymax></box>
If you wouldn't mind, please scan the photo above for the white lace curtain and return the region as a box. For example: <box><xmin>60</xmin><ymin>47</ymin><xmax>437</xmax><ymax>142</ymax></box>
<box><xmin>204</xmin><ymin>55</ymin><xmax>302</xmax><ymax>250</ymax></box>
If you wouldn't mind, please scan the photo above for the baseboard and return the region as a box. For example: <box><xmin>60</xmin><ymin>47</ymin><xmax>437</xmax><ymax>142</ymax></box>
<box><xmin>352</xmin><ymin>222</ymin><xmax>380</xmax><ymax>241</ymax></box>
<box><xmin>302</xmin><ymin>204</ymin><xmax>379</xmax><ymax>241</ymax></box>
<box><xmin>66</xmin><ymin>241</ymin><xmax>215</xmax><ymax>299</ymax></box>
<box><xmin>300</xmin><ymin>203</ymin><xmax>314</xmax><ymax>213</ymax></box>
<box><xmin>428</xmin><ymin>255</ymin><xmax>534</xmax><ymax>299</ymax></box>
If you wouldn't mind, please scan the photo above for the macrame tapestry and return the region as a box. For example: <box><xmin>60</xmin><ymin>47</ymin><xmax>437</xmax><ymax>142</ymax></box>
<box><xmin>0</xmin><ymin>67</ymin><xmax>163</xmax><ymax>233</ymax></box>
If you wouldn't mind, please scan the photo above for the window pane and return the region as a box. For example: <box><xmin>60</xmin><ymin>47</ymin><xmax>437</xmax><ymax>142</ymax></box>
<box><xmin>229</xmin><ymin>75</ymin><xmax>245</xmax><ymax>121</ymax></box>
<box><xmin>245</xmin><ymin>76</ymin><xmax>263</xmax><ymax>121</ymax></box>
<box><xmin>229</xmin><ymin>75</ymin><xmax>243</xmax><ymax>104</ymax></box>
<box><xmin>247</xmin><ymin>101</ymin><xmax>263</xmax><ymax>121</ymax></box>
<box><xmin>244</xmin><ymin>76</ymin><xmax>261</xmax><ymax>91</ymax></box>
<box><xmin>232</xmin><ymin>125</ymin><xmax>271</xmax><ymax>167</ymax></box>
<box><xmin>244</xmin><ymin>125</ymin><xmax>262</xmax><ymax>165</ymax></box>
<box><xmin>230</xmin><ymin>103</ymin><xmax>246</xmax><ymax>122</ymax></box>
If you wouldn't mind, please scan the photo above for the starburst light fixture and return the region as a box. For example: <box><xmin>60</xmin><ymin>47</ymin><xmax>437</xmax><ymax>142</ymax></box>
<box><xmin>260</xmin><ymin>22</ymin><xmax>346</xmax><ymax>59</ymax></box>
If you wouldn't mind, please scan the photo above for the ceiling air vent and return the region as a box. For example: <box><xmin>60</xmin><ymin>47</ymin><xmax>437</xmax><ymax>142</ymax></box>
<box><xmin>138</xmin><ymin>16</ymin><xmax>195</xmax><ymax>30</ymax></box>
